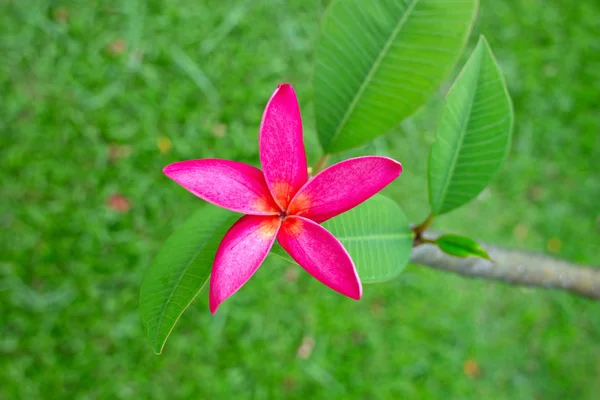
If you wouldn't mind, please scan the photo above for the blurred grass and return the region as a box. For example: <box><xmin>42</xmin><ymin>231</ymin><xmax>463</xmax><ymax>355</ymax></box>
<box><xmin>1</xmin><ymin>0</ymin><xmax>599</xmax><ymax>399</ymax></box>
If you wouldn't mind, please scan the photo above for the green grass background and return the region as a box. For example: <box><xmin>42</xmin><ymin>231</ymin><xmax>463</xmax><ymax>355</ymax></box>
<box><xmin>2</xmin><ymin>0</ymin><xmax>599</xmax><ymax>398</ymax></box>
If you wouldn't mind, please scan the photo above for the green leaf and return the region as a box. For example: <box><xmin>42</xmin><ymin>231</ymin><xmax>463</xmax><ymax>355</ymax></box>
<box><xmin>435</xmin><ymin>234</ymin><xmax>490</xmax><ymax>259</ymax></box>
<box><xmin>139</xmin><ymin>205</ymin><xmax>238</xmax><ymax>354</ymax></box>
<box><xmin>272</xmin><ymin>195</ymin><xmax>413</xmax><ymax>283</ymax></box>
<box><xmin>314</xmin><ymin>0</ymin><xmax>478</xmax><ymax>153</ymax></box>
<box><xmin>428</xmin><ymin>36</ymin><xmax>514</xmax><ymax>215</ymax></box>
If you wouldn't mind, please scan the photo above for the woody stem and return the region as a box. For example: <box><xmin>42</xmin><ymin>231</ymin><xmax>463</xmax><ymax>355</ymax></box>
<box><xmin>411</xmin><ymin>230</ymin><xmax>600</xmax><ymax>301</ymax></box>
<box><xmin>412</xmin><ymin>213</ymin><xmax>434</xmax><ymax>246</ymax></box>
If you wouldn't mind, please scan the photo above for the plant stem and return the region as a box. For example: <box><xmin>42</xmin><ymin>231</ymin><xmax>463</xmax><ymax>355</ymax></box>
<box><xmin>412</xmin><ymin>213</ymin><xmax>434</xmax><ymax>246</ymax></box>
<box><xmin>312</xmin><ymin>154</ymin><xmax>330</xmax><ymax>175</ymax></box>
<box><xmin>418</xmin><ymin>237</ymin><xmax>436</xmax><ymax>245</ymax></box>
<box><xmin>411</xmin><ymin>231</ymin><xmax>600</xmax><ymax>301</ymax></box>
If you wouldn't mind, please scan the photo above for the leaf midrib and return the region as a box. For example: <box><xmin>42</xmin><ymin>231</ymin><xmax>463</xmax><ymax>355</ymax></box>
<box><xmin>148</xmin><ymin>223</ymin><xmax>223</xmax><ymax>352</ymax></box>
<box><xmin>150</xmin><ymin>250</ymin><xmax>204</xmax><ymax>346</ymax></box>
<box><xmin>337</xmin><ymin>233</ymin><xmax>412</xmax><ymax>241</ymax></box>
<box><xmin>433</xmin><ymin>46</ymin><xmax>484</xmax><ymax>214</ymax></box>
<box><xmin>326</xmin><ymin>0</ymin><xmax>419</xmax><ymax>149</ymax></box>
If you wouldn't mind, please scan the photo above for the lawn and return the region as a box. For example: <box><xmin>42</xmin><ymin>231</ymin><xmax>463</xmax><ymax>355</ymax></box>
<box><xmin>1</xmin><ymin>0</ymin><xmax>599</xmax><ymax>399</ymax></box>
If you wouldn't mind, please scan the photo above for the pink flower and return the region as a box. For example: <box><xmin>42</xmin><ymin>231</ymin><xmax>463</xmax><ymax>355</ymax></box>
<box><xmin>164</xmin><ymin>84</ymin><xmax>402</xmax><ymax>313</ymax></box>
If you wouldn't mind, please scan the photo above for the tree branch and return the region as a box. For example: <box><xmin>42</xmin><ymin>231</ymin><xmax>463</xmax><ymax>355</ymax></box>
<box><xmin>410</xmin><ymin>232</ymin><xmax>600</xmax><ymax>300</ymax></box>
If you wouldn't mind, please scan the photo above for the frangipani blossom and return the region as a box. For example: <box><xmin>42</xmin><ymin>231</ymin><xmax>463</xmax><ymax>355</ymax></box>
<box><xmin>164</xmin><ymin>84</ymin><xmax>402</xmax><ymax>313</ymax></box>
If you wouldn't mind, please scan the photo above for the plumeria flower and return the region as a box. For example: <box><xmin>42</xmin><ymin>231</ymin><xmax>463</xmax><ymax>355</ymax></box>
<box><xmin>164</xmin><ymin>84</ymin><xmax>402</xmax><ymax>313</ymax></box>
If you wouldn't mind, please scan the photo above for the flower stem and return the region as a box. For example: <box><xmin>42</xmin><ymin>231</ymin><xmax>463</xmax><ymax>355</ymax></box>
<box><xmin>312</xmin><ymin>154</ymin><xmax>330</xmax><ymax>175</ymax></box>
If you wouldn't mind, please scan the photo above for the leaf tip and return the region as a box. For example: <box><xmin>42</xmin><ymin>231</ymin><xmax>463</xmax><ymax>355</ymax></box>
<box><xmin>478</xmin><ymin>249</ymin><xmax>492</xmax><ymax>261</ymax></box>
<box><xmin>152</xmin><ymin>348</ymin><xmax>163</xmax><ymax>356</ymax></box>
<box><xmin>145</xmin><ymin>329</ymin><xmax>165</xmax><ymax>355</ymax></box>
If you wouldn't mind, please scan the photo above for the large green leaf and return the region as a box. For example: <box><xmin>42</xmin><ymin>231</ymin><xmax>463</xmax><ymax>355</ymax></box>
<box><xmin>139</xmin><ymin>205</ymin><xmax>238</xmax><ymax>354</ymax></box>
<box><xmin>428</xmin><ymin>36</ymin><xmax>513</xmax><ymax>215</ymax></box>
<box><xmin>272</xmin><ymin>195</ymin><xmax>413</xmax><ymax>283</ymax></box>
<box><xmin>314</xmin><ymin>0</ymin><xmax>478</xmax><ymax>153</ymax></box>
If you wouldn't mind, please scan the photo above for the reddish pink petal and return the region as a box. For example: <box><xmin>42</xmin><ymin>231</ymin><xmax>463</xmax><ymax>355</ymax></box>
<box><xmin>277</xmin><ymin>216</ymin><xmax>362</xmax><ymax>300</ymax></box>
<box><xmin>288</xmin><ymin>156</ymin><xmax>402</xmax><ymax>223</ymax></box>
<box><xmin>164</xmin><ymin>159</ymin><xmax>279</xmax><ymax>215</ymax></box>
<box><xmin>259</xmin><ymin>84</ymin><xmax>308</xmax><ymax>210</ymax></box>
<box><xmin>210</xmin><ymin>215</ymin><xmax>281</xmax><ymax>314</ymax></box>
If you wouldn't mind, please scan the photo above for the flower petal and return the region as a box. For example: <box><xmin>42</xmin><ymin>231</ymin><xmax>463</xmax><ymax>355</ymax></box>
<box><xmin>288</xmin><ymin>156</ymin><xmax>402</xmax><ymax>222</ymax></box>
<box><xmin>259</xmin><ymin>84</ymin><xmax>308</xmax><ymax>210</ymax></box>
<box><xmin>164</xmin><ymin>159</ymin><xmax>279</xmax><ymax>215</ymax></box>
<box><xmin>277</xmin><ymin>216</ymin><xmax>362</xmax><ymax>300</ymax></box>
<box><xmin>210</xmin><ymin>215</ymin><xmax>281</xmax><ymax>314</ymax></box>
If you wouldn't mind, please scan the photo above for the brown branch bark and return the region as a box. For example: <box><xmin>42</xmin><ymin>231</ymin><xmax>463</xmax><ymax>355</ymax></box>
<box><xmin>410</xmin><ymin>232</ymin><xmax>600</xmax><ymax>300</ymax></box>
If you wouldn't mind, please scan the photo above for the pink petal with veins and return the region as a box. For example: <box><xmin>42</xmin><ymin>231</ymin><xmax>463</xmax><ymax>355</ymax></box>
<box><xmin>278</xmin><ymin>216</ymin><xmax>362</xmax><ymax>300</ymax></box>
<box><xmin>259</xmin><ymin>84</ymin><xmax>308</xmax><ymax>210</ymax></box>
<box><xmin>288</xmin><ymin>156</ymin><xmax>402</xmax><ymax>223</ymax></box>
<box><xmin>209</xmin><ymin>215</ymin><xmax>281</xmax><ymax>314</ymax></box>
<box><xmin>163</xmin><ymin>159</ymin><xmax>279</xmax><ymax>215</ymax></box>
